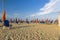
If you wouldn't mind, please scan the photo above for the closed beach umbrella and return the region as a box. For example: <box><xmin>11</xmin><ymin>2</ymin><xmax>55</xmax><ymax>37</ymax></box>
<box><xmin>2</xmin><ymin>11</ymin><xmax>6</xmax><ymax>21</ymax></box>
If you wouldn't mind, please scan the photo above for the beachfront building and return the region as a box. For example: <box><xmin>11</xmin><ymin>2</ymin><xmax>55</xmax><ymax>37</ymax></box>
<box><xmin>58</xmin><ymin>12</ymin><xmax>60</xmax><ymax>26</ymax></box>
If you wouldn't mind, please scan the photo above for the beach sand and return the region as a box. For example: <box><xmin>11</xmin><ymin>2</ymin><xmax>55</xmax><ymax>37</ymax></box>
<box><xmin>0</xmin><ymin>23</ymin><xmax>60</xmax><ymax>40</ymax></box>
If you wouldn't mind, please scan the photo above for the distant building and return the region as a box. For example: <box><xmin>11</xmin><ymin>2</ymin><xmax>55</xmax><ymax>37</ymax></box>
<box><xmin>58</xmin><ymin>12</ymin><xmax>60</xmax><ymax>26</ymax></box>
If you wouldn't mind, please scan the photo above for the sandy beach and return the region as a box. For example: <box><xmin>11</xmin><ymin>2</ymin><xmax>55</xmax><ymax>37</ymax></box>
<box><xmin>0</xmin><ymin>23</ymin><xmax>60</xmax><ymax>40</ymax></box>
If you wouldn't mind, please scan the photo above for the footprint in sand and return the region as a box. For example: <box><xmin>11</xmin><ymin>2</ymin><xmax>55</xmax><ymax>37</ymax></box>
<box><xmin>5</xmin><ymin>36</ymin><xmax>14</xmax><ymax>40</ymax></box>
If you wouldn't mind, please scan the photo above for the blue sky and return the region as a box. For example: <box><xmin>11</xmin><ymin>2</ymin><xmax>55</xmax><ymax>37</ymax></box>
<box><xmin>0</xmin><ymin>0</ymin><xmax>60</xmax><ymax>20</ymax></box>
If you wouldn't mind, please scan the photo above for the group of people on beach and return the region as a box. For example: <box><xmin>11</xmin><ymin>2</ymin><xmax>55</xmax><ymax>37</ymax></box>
<box><xmin>0</xmin><ymin>10</ymin><xmax>58</xmax><ymax>29</ymax></box>
<box><xmin>2</xmin><ymin>18</ymin><xmax>57</xmax><ymax>24</ymax></box>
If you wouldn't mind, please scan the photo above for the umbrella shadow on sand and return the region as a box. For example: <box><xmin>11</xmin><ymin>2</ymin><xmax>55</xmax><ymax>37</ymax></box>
<box><xmin>10</xmin><ymin>25</ymin><xmax>35</xmax><ymax>30</ymax></box>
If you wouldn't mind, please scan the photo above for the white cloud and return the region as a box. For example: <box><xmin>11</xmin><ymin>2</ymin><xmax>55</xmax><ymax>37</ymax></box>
<box><xmin>13</xmin><ymin>13</ymin><xmax>20</xmax><ymax>18</ymax></box>
<box><xmin>13</xmin><ymin>13</ymin><xmax>20</xmax><ymax>16</ymax></box>
<box><xmin>6</xmin><ymin>12</ymin><xmax>20</xmax><ymax>19</ymax></box>
<box><xmin>30</xmin><ymin>0</ymin><xmax>60</xmax><ymax>17</ymax></box>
